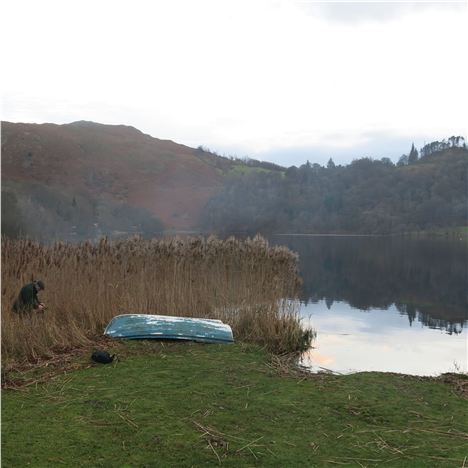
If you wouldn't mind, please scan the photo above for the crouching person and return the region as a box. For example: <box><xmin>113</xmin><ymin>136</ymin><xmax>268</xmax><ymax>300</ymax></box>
<box><xmin>12</xmin><ymin>280</ymin><xmax>46</xmax><ymax>315</ymax></box>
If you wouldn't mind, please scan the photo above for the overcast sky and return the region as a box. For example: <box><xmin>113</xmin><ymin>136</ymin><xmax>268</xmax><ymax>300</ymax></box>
<box><xmin>2</xmin><ymin>0</ymin><xmax>467</xmax><ymax>166</ymax></box>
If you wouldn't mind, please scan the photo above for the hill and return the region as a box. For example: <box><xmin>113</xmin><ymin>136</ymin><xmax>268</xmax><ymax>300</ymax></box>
<box><xmin>3</xmin><ymin>122</ymin><xmax>466</xmax><ymax>239</ymax></box>
<box><xmin>202</xmin><ymin>141</ymin><xmax>468</xmax><ymax>235</ymax></box>
<box><xmin>1</xmin><ymin>121</ymin><xmax>228</xmax><ymax>240</ymax></box>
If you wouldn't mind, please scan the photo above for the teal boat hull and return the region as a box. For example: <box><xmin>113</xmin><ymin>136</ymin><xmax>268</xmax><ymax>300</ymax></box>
<box><xmin>104</xmin><ymin>314</ymin><xmax>234</xmax><ymax>344</ymax></box>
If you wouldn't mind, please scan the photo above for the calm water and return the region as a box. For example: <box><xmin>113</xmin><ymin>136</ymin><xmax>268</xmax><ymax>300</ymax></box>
<box><xmin>271</xmin><ymin>235</ymin><xmax>468</xmax><ymax>376</ymax></box>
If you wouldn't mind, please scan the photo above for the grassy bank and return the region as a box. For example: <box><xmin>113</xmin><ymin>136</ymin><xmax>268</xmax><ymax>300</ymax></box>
<box><xmin>2</xmin><ymin>236</ymin><xmax>309</xmax><ymax>366</ymax></box>
<box><xmin>2</xmin><ymin>342</ymin><xmax>467</xmax><ymax>467</ymax></box>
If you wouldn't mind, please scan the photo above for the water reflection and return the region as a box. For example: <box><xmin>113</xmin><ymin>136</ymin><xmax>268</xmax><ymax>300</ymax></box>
<box><xmin>299</xmin><ymin>300</ymin><xmax>467</xmax><ymax>375</ymax></box>
<box><xmin>269</xmin><ymin>236</ymin><xmax>468</xmax><ymax>375</ymax></box>
<box><xmin>272</xmin><ymin>236</ymin><xmax>468</xmax><ymax>333</ymax></box>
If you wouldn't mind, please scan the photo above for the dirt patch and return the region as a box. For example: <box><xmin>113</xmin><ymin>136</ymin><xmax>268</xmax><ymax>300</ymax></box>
<box><xmin>437</xmin><ymin>373</ymin><xmax>468</xmax><ymax>399</ymax></box>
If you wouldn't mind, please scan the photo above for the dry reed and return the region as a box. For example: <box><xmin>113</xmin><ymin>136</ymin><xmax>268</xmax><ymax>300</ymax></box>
<box><xmin>1</xmin><ymin>235</ymin><xmax>311</xmax><ymax>368</ymax></box>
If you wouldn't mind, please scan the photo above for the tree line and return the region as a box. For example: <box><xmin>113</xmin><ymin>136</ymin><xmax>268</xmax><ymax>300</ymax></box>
<box><xmin>202</xmin><ymin>139</ymin><xmax>468</xmax><ymax>235</ymax></box>
<box><xmin>1</xmin><ymin>182</ymin><xmax>164</xmax><ymax>242</ymax></box>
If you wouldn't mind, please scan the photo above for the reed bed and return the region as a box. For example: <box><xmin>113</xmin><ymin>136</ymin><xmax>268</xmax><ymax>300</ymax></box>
<box><xmin>2</xmin><ymin>235</ymin><xmax>311</xmax><ymax>368</ymax></box>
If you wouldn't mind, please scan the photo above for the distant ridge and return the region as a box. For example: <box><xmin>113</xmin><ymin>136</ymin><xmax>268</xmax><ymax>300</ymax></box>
<box><xmin>1</xmin><ymin>120</ymin><xmax>225</xmax><ymax>238</ymax></box>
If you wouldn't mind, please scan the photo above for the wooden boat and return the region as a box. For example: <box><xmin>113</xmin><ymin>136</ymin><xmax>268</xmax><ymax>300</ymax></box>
<box><xmin>104</xmin><ymin>314</ymin><xmax>234</xmax><ymax>344</ymax></box>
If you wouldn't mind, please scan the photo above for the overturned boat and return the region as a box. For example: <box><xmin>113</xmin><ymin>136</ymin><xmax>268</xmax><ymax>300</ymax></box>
<box><xmin>104</xmin><ymin>314</ymin><xmax>234</xmax><ymax>344</ymax></box>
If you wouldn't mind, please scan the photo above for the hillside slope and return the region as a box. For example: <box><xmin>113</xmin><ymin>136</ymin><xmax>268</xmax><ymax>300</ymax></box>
<box><xmin>1</xmin><ymin>121</ymin><xmax>224</xmax><ymax>238</ymax></box>
<box><xmin>202</xmin><ymin>144</ymin><xmax>468</xmax><ymax>234</ymax></box>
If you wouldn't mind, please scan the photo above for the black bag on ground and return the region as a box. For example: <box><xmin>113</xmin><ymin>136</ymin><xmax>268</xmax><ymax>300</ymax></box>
<box><xmin>91</xmin><ymin>350</ymin><xmax>115</xmax><ymax>364</ymax></box>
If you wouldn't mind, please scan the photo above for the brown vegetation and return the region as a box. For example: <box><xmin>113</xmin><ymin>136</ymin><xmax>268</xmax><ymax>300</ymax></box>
<box><xmin>1</xmin><ymin>121</ymin><xmax>223</xmax><ymax>231</ymax></box>
<box><xmin>1</xmin><ymin>236</ymin><xmax>311</xmax><ymax>368</ymax></box>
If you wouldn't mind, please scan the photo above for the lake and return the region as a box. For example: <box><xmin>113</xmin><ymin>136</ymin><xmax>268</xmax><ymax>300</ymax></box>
<box><xmin>271</xmin><ymin>235</ymin><xmax>468</xmax><ymax>376</ymax></box>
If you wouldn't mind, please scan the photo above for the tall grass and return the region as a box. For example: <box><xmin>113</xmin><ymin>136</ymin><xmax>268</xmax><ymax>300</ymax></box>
<box><xmin>1</xmin><ymin>235</ymin><xmax>311</xmax><ymax>367</ymax></box>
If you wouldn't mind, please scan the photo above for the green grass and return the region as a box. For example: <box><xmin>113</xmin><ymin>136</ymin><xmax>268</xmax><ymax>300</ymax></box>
<box><xmin>2</xmin><ymin>342</ymin><xmax>467</xmax><ymax>467</ymax></box>
<box><xmin>228</xmin><ymin>164</ymin><xmax>283</xmax><ymax>177</ymax></box>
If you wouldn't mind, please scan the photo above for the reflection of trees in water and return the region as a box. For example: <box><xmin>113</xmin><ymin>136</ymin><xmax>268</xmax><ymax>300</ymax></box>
<box><xmin>273</xmin><ymin>237</ymin><xmax>468</xmax><ymax>333</ymax></box>
<box><xmin>395</xmin><ymin>303</ymin><xmax>464</xmax><ymax>335</ymax></box>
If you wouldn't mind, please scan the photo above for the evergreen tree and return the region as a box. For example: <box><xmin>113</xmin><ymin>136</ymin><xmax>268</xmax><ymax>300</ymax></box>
<box><xmin>408</xmin><ymin>143</ymin><xmax>419</xmax><ymax>164</ymax></box>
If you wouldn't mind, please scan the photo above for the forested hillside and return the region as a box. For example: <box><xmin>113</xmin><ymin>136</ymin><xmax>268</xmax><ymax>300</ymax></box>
<box><xmin>202</xmin><ymin>139</ymin><xmax>467</xmax><ymax>235</ymax></box>
<box><xmin>1</xmin><ymin>121</ymin><xmax>284</xmax><ymax>241</ymax></box>
<box><xmin>2</xmin><ymin>122</ymin><xmax>466</xmax><ymax>240</ymax></box>
<box><xmin>1</xmin><ymin>122</ymin><xmax>222</xmax><ymax>241</ymax></box>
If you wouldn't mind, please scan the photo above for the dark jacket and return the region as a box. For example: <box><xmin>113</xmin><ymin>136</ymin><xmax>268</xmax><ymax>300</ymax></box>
<box><xmin>12</xmin><ymin>283</ymin><xmax>40</xmax><ymax>314</ymax></box>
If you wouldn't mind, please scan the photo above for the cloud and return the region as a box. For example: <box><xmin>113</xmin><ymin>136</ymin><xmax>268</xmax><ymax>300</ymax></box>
<box><xmin>298</xmin><ymin>1</ymin><xmax>466</xmax><ymax>24</ymax></box>
<box><xmin>2</xmin><ymin>0</ymin><xmax>466</xmax><ymax>168</ymax></box>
